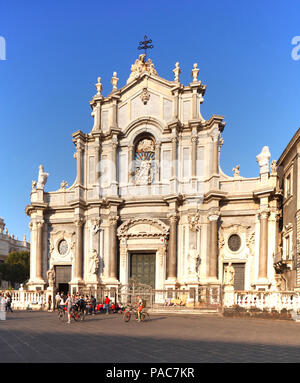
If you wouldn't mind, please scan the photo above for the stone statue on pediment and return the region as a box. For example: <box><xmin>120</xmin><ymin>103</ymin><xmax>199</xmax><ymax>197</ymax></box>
<box><xmin>256</xmin><ymin>146</ymin><xmax>271</xmax><ymax>174</ymax></box>
<box><xmin>37</xmin><ymin>165</ymin><xmax>49</xmax><ymax>190</ymax></box>
<box><xmin>232</xmin><ymin>164</ymin><xmax>240</xmax><ymax>177</ymax></box>
<box><xmin>127</xmin><ymin>54</ymin><xmax>158</xmax><ymax>83</ymax></box>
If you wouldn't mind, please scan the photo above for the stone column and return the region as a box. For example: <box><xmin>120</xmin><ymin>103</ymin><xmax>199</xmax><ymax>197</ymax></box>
<box><xmin>111</xmin><ymin>136</ymin><xmax>118</xmax><ymax>185</ymax></box>
<box><xmin>155</xmin><ymin>141</ymin><xmax>161</xmax><ymax>182</ymax></box>
<box><xmin>171</xmin><ymin>136</ymin><xmax>177</xmax><ymax>180</ymax></box>
<box><xmin>119</xmin><ymin>241</ymin><xmax>128</xmax><ymax>284</ymax></box>
<box><xmin>173</xmin><ymin>90</ymin><xmax>179</xmax><ymax>120</ymax></box>
<box><xmin>128</xmin><ymin>145</ymin><xmax>134</xmax><ymax>184</ymax></box>
<box><xmin>211</xmin><ymin>128</ymin><xmax>219</xmax><ymax>175</ymax></box>
<box><xmin>208</xmin><ymin>212</ymin><xmax>220</xmax><ymax>279</ymax></box>
<box><xmin>112</xmin><ymin>99</ymin><xmax>117</xmax><ymax>128</ymax></box>
<box><xmin>94</xmin><ymin>144</ymin><xmax>100</xmax><ymax>185</ymax></box>
<box><xmin>191</xmin><ymin>134</ymin><xmax>197</xmax><ymax>179</ymax></box>
<box><xmin>167</xmin><ymin>214</ymin><xmax>178</xmax><ymax>280</ymax></box>
<box><xmin>109</xmin><ymin>216</ymin><xmax>118</xmax><ymax>279</ymax></box>
<box><xmin>35</xmin><ymin>219</ymin><xmax>44</xmax><ymax>281</ymax></box>
<box><xmin>75</xmin><ymin>141</ymin><xmax>83</xmax><ymax>185</ymax></box>
<box><xmin>258</xmin><ymin>210</ymin><xmax>269</xmax><ymax>279</ymax></box>
<box><xmin>74</xmin><ymin>218</ymin><xmax>84</xmax><ymax>282</ymax></box>
<box><xmin>192</xmin><ymin>90</ymin><xmax>198</xmax><ymax>119</ymax></box>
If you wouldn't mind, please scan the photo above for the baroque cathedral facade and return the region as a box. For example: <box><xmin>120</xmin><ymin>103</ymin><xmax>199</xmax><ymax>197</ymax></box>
<box><xmin>26</xmin><ymin>54</ymin><xmax>280</xmax><ymax>295</ymax></box>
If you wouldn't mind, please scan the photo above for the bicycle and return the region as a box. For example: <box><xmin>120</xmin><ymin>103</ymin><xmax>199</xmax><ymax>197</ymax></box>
<box><xmin>58</xmin><ymin>305</ymin><xmax>85</xmax><ymax>322</ymax></box>
<box><xmin>70</xmin><ymin>306</ymin><xmax>85</xmax><ymax>321</ymax></box>
<box><xmin>58</xmin><ymin>305</ymin><xmax>67</xmax><ymax>321</ymax></box>
<box><xmin>123</xmin><ymin>305</ymin><xmax>150</xmax><ymax>323</ymax></box>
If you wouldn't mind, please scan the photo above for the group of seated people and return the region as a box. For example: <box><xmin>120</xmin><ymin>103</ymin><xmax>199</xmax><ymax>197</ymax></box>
<box><xmin>164</xmin><ymin>294</ymin><xmax>187</xmax><ymax>307</ymax></box>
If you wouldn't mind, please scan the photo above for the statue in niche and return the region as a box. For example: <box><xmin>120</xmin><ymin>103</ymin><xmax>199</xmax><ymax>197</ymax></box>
<box><xmin>188</xmin><ymin>245</ymin><xmax>200</xmax><ymax>277</ymax></box>
<box><xmin>47</xmin><ymin>266</ymin><xmax>56</xmax><ymax>287</ymax></box>
<box><xmin>88</xmin><ymin>249</ymin><xmax>100</xmax><ymax>275</ymax></box>
<box><xmin>224</xmin><ymin>262</ymin><xmax>235</xmax><ymax>286</ymax></box>
<box><xmin>135</xmin><ymin>159</ymin><xmax>153</xmax><ymax>185</ymax></box>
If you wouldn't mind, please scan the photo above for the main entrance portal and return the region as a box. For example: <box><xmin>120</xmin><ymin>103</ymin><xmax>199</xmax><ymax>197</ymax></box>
<box><xmin>55</xmin><ymin>265</ymin><xmax>71</xmax><ymax>294</ymax></box>
<box><xmin>130</xmin><ymin>253</ymin><xmax>156</xmax><ymax>288</ymax></box>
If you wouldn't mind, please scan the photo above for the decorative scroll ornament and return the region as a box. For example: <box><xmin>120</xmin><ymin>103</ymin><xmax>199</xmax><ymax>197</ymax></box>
<box><xmin>136</xmin><ymin>139</ymin><xmax>155</xmax><ymax>153</ymax></box>
<box><xmin>188</xmin><ymin>214</ymin><xmax>200</xmax><ymax>231</ymax></box>
<box><xmin>140</xmin><ymin>88</ymin><xmax>150</xmax><ymax>105</ymax></box>
<box><xmin>270</xmin><ymin>160</ymin><xmax>277</xmax><ymax>175</ymax></box>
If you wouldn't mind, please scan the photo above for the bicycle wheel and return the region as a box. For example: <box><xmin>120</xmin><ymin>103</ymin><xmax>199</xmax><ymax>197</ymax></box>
<box><xmin>58</xmin><ymin>310</ymin><xmax>65</xmax><ymax>321</ymax></box>
<box><xmin>141</xmin><ymin>312</ymin><xmax>150</xmax><ymax>322</ymax></box>
<box><xmin>124</xmin><ymin>311</ymin><xmax>131</xmax><ymax>322</ymax></box>
<box><xmin>71</xmin><ymin>309</ymin><xmax>79</xmax><ymax>322</ymax></box>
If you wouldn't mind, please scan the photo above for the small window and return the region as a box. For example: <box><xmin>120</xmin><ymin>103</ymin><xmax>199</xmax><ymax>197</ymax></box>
<box><xmin>58</xmin><ymin>239</ymin><xmax>68</xmax><ymax>256</ymax></box>
<box><xmin>286</xmin><ymin>174</ymin><xmax>291</xmax><ymax>197</ymax></box>
<box><xmin>228</xmin><ymin>234</ymin><xmax>241</xmax><ymax>252</ymax></box>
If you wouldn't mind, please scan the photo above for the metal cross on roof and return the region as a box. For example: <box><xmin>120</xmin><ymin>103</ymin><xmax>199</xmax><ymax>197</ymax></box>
<box><xmin>138</xmin><ymin>35</ymin><xmax>154</xmax><ymax>58</ymax></box>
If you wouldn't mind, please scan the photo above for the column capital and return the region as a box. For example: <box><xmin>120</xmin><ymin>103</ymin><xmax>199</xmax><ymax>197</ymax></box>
<box><xmin>207</xmin><ymin>210</ymin><xmax>220</xmax><ymax>222</ymax></box>
<box><xmin>258</xmin><ymin>208</ymin><xmax>270</xmax><ymax>220</ymax></box>
<box><xmin>75</xmin><ymin>139</ymin><xmax>84</xmax><ymax>152</ymax></box>
<box><xmin>109</xmin><ymin>215</ymin><xmax>119</xmax><ymax>226</ymax></box>
<box><xmin>168</xmin><ymin>214</ymin><xmax>178</xmax><ymax>224</ymax></box>
<box><xmin>210</xmin><ymin>127</ymin><xmax>220</xmax><ymax>142</ymax></box>
<box><xmin>74</xmin><ymin>217</ymin><xmax>84</xmax><ymax>227</ymax></box>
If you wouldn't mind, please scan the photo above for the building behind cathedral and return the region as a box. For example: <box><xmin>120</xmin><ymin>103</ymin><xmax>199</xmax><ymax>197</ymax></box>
<box><xmin>25</xmin><ymin>54</ymin><xmax>293</xmax><ymax>296</ymax></box>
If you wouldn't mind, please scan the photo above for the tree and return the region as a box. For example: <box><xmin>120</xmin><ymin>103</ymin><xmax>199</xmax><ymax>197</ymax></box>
<box><xmin>0</xmin><ymin>251</ymin><xmax>30</xmax><ymax>287</ymax></box>
<box><xmin>6</xmin><ymin>251</ymin><xmax>30</xmax><ymax>270</ymax></box>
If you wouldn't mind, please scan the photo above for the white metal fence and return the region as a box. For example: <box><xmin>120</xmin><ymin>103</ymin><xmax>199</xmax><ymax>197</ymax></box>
<box><xmin>232</xmin><ymin>291</ymin><xmax>300</xmax><ymax>312</ymax></box>
<box><xmin>3</xmin><ymin>287</ymin><xmax>300</xmax><ymax>313</ymax></box>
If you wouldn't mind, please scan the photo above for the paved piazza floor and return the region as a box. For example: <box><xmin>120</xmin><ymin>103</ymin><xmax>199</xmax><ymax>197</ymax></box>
<box><xmin>1</xmin><ymin>310</ymin><xmax>300</xmax><ymax>363</ymax></box>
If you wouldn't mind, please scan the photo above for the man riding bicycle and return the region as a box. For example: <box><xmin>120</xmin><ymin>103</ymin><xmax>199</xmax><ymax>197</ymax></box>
<box><xmin>136</xmin><ymin>295</ymin><xmax>143</xmax><ymax>322</ymax></box>
<box><xmin>76</xmin><ymin>295</ymin><xmax>86</xmax><ymax>314</ymax></box>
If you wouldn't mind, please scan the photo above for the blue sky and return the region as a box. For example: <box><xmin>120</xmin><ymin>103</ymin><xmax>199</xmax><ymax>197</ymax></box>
<box><xmin>0</xmin><ymin>0</ymin><xmax>299</xmax><ymax>240</ymax></box>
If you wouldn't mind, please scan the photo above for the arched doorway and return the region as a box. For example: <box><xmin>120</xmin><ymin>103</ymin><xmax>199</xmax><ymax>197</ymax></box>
<box><xmin>117</xmin><ymin>218</ymin><xmax>169</xmax><ymax>290</ymax></box>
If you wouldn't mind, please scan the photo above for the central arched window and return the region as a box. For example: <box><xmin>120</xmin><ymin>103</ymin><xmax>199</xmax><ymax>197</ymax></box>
<box><xmin>134</xmin><ymin>135</ymin><xmax>155</xmax><ymax>185</ymax></box>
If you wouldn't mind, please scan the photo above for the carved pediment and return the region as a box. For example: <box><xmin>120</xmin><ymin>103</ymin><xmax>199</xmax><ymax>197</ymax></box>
<box><xmin>117</xmin><ymin>218</ymin><xmax>169</xmax><ymax>239</ymax></box>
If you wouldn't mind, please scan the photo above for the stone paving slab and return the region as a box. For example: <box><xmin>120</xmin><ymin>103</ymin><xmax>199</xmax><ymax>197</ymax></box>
<box><xmin>1</xmin><ymin>311</ymin><xmax>300</xmax><ymax>363</ymax></box>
